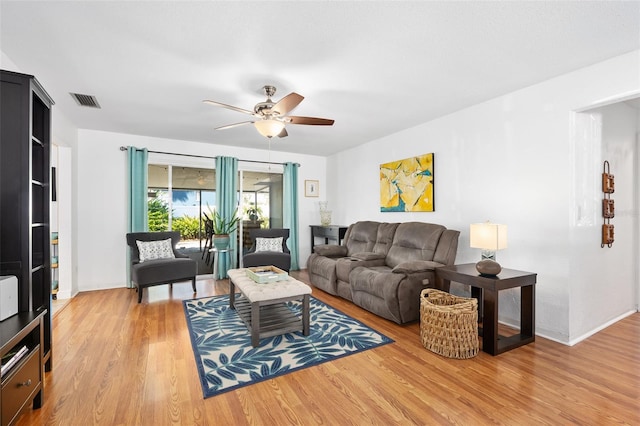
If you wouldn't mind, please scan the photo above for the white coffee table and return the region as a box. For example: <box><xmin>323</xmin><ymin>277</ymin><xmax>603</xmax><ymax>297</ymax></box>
<box><xmin>227</xmin><ymin>268</ymin><xmax>312</xmax><ymax>347</ymax></box>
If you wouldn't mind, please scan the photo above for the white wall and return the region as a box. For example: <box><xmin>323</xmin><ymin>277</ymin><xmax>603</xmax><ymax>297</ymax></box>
<box><xmin>326</xmin><ymin>50</ymin><xmax>640</xmax><ymax>344</ymax></box>
<box><xmin>567</xmin><ymin>101</ymin><xmax>639</xmax><ymax>343</ymax></box>
<box><xmin>74</xmin><ymin>129</ymin><xmax>326</xmax><ymax>292</ymax></box>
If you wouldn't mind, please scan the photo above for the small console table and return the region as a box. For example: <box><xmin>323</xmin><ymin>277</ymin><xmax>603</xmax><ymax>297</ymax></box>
<box><xmin>435</xmin><ymin>264</ymin><xmax>536</xmax><ymax>355</ymax></box>
<box><xmin>310</xmin><ymin>225</ymin><xmax>348</xmax><ymax>249</ymax></box>
<box><xmin>208</xmin><ymin>247</ymin><xmax>234</xmax><ymax>282</ymax></box>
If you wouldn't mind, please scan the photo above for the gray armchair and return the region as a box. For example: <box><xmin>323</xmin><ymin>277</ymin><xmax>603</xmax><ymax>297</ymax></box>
<box><xmin>126</xmin><ymin>231</ymin><xmax>197</xmax><ymax>303</ymax></box>
<box><xmin>242</xmin><ymin>228</ymin><xmax>291</xmax><ymax>272</ymax></box>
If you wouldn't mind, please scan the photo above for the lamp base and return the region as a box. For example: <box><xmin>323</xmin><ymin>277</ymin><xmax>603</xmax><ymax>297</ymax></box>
<box><xmin>481</xmin><ymin>249</ymin><xmax>496</xmax><ymax>261</ymax></box>
<box><xmin>476</xmin><ymin>259</ymin><xmax>502</xmax><ymax>276</ymax></box>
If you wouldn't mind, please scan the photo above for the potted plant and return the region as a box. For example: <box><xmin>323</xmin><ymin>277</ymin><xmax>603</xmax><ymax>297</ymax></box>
<box><xmin>247</xmin><ymin>207</ymin><xmax>259</xmax><ymax>222</ymax></box>
<box><xmin>212</xmin><ymin>208</ymin><xmax>240</xmax><ymax>250</ymax></box>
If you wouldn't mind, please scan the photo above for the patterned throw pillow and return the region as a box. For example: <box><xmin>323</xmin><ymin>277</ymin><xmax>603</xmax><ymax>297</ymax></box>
<box><xmin>136</xmin><ymin>238</ymin><xmax>176</xmax><ymax>262</ymax></box>
<box><xmin>255</xmin><ymin>237</ymin><xmax>283</xmax><ymax>253</ymax></box>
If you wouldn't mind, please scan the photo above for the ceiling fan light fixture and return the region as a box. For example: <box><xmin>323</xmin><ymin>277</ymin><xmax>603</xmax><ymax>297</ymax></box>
<box><xmin>254</xmin><ymin>119</ymin><xmax>285</xmax><ymax>138</ymax></box>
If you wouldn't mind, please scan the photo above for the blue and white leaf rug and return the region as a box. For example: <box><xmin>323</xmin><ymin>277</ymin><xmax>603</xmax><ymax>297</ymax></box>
<box><xmin>183</xmin><ymin>294</ymin><xmax>393</xmax><ymax>398</ymax></box>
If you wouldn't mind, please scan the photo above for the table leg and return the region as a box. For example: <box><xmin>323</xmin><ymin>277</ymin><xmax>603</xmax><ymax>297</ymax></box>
<box><xmin>471</xmin><ymin>286</ymin><xmax>483</xmax><ymax>320</ymax></box>
<box><xmin>437</xmin><ymin>277</ymin><xmax>451</xmax><ymax>292</ymax></box>
<box><xmin>229</xmin><ymin>279</ymin><xmax>236</xmax><ymax>309</ymax></box>
<box><xmin>213</xmin><ymin>251</ymin><xmax>219</xmax><ymax>281</ymax></box>
<box><xmin>483</xmin><ymin>289</ymin><xmax>498</xmax><ymax>355</ymax></box>
<box><xmin>521</xmin><ymin>284</ymin><xmax>535</xmax><ymax>337</ymax></box>
<box><xmin>302</xmin><ymin>294</ymin><xmax>310</xmax><ymax>336</ymax></box>
<box><xmin>251</xmin><ymin>302</ymin><xmax>260</xmax><ymax>347</ymax></box>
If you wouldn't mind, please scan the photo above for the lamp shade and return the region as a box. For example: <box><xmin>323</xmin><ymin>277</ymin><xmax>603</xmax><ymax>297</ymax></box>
<box><xmin>254</xmin><ymin>119</ymin><xmax>285</xmax><ymax>138</ymax></box>
<box><xmin>469</xmin><ymin>222</ymin><xmax>507</xmax><ymax>250</ymax></box>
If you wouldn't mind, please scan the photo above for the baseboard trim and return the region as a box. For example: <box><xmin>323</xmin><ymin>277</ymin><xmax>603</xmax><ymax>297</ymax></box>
<box><xmin>566</xmin><ymin>310</ymin><xmax>637</xmax><ymax>346</ymax></box>
<box><xmin>499</xmin><ymin>309</ymin><xmax>638</xmax><ymax>346</ymax></box>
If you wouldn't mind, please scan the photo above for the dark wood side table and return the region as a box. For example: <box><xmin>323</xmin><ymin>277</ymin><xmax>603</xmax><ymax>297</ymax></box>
<box><xmin>435</xmin><ymin>263</ymin><xmax>536</xmax><ymax>355</ymax></box>
<box><xmin>1</xmin><ymin>310</ymin><xmax>46</xmax><ymax>426</ymax></box>
<box><xmin>310</xmin><ymin>225</ymin><xmax>348</xmax><ymax>249</ymax></box>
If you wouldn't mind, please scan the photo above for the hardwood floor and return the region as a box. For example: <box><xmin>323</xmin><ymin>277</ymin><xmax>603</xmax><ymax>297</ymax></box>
<box><xmin>15</xmin><ymin>270</ymin><xmax>640</xmax><ymax>425</ymax></box>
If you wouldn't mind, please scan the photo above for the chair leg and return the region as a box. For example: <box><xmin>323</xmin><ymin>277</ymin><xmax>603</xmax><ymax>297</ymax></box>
<box><xmin>192</xmin><ymin>277</ymin><xmax>197</xmax><ymax>292</ymax></box>
<box><xmin>202</xmin><ymin>237</ymin><xmax>210</xmax><ymax>259</ymax></box>
<box><xmin>138</xmin><ymin>286</ymin><xmax>143</xmax><ymax>303</ymax></box>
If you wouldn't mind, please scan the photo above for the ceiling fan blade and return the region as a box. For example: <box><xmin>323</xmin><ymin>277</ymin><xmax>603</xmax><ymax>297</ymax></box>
<box><xmin>272</xmin><ymin>92</ymin><xmax>304</xmax><ymax>115</ymax></box>
<box><xmin>277</xmin><ymin>128</ymin><xmax>288</xmax><ymax>138</ymax></box>
<box><xmin>215</xmin><ymin>121</ymin><xmax>254</xmax><ymax>130</ymax></box>
<box><xmin>287</xmin><ymin>116</ymin><xmax>335</xmax><ymax>126</ymax></box>
<box><xmin>203</xmin><ymin>100</ymin><xmax>255</xmax><ymax>115</ymax></box>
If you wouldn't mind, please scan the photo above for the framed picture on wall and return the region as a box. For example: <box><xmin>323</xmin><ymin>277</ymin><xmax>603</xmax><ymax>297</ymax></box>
<box><xmin>305</xmin><ymin>180</ymin><xmax>319</xmax><ymax>197</ymax></box>
<box><xmin>380</xmin><ymin>152</ymin><xmax>434</xmax><ymax>212</ymax></box>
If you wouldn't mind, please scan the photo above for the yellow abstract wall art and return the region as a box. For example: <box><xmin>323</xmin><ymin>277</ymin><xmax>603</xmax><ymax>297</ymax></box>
<box><xmin>380</xmin><ymin>153</ymin><xmax>434</xmax><ymax>212</ymax></box>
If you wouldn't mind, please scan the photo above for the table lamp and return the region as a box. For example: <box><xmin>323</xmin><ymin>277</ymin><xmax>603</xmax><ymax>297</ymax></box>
<box><xmin>470</xmin><ymin>221</ymin><xmax>507</xmax><ymax>275</ymax></box>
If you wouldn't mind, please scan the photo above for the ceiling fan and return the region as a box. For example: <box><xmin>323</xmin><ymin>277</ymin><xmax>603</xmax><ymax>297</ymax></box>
<box><xmin>203</xmin><ymin>85</ymin><xmax>334</xmax><ymax>138</ymax></box>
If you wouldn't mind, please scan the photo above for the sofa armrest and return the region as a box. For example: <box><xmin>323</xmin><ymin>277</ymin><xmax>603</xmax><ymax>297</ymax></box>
<box><xmin>314</xmin><ymin>244</ymin><xmax>348</xmax><ymax>257</ymax></box>
<box><xmin>351</xmin><ymin>252</ymin><xmax>386</xmax><ymax>261</ymax></box>
<box><xmin>392</xmin><ymin>260</ymin><xmax>444</xmax><ymax>274</ymax></box>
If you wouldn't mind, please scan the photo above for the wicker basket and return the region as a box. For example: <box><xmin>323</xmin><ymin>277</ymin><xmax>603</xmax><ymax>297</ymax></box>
<box><xmin>420</xmin><ymin>289</ymin><xmax>479</xmax><ymax>359</ymax></box>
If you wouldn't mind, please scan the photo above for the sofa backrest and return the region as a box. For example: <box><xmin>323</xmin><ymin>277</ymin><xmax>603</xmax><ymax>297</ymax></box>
<box><xmin>433</xmin><ymin>229</ymin><xmax>460</xmax><ymax>265</ymax></box>
<box><xmin>372</xmin><ymin>222</ymin><xmax>399</xmax><ymax>256</ymax></box>
<box><xmin>385</xmin><ymin>222</ymin><xmax>446</xmax><ymax>268</ymax></box>
<box><xmin>341</xmin><ymin>221</ymin><xmax>459</xmax><ymax>267</ymax></box>
<box><xmin>344</xmin><ymin>221</ymin><xmax>380</xmax><ymax>255</ymax></box>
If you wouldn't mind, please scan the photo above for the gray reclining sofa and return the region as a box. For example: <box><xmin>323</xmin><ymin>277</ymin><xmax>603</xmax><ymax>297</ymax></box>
<box><xmin>307</xmin><ymin>221</ymin><xmax>460</xmax><ymax>324</ymax></box>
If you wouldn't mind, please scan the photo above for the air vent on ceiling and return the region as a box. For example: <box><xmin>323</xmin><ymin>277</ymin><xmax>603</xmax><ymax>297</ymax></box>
<box><xmin>70</xmin><ymin>93</ymin><xmax>101</xmax><ymax>108</ymax></box>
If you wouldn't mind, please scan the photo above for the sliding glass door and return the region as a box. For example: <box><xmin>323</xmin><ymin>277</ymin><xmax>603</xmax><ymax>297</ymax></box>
<box><xmin>239</xmin><ymin>171</ymin><xmax>283</xmax><ymax>259</ymax></box>
<box><xmin>148</xmin><ymin>165</ymin><xmax>215</xmax><ymax>251</ymax></box>
<box><xmin>148</xmin><ymin>162</ymin><xmax>284</xmax><ymax>267</ymax></box>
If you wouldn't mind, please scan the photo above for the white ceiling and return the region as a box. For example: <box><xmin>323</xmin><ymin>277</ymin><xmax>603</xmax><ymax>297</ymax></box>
<box><xmin>1</xmin><ymin>1</ymin><xmax>638</xmax><ymax>156</ymax></box>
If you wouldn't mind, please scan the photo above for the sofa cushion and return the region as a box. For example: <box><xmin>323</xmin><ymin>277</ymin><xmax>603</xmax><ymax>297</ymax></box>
<box><xmin>351</xmin><ymin>252</ymin><xmax>386</xmax><ymax>261</ymax></box>
<box><xmin>255</xmin><ymin>237</ymin><xmax>283</xmax><ymax>252</ymax></box>
<box><xmin>392</xmin><ymin>260</ymin><xmax>444</xmax><ymax>274</ymax></box>
<box><xmin>243</xmin><ymin>251</ymin><xmax>291</xmax><ymax>272</ymax></box>
<box><xmin>136</xmin><ymin>238</ymin><xmax>175</xmax><ymax>262</ymax></box>
<box><xmin>132</xmin><ymin>257</ymin><xmax>196</xmax><ymax>284</ymax></box>
<box><xmin>314</xmin><ymin>245</ymin><xmax>348</xmax><ymax>257</ymax></box>
<box><xmin>336</xmin><ymin>256</ymin><xmax>387</xmax><ymax>284</ymax></box>
<box><xmin>350</xmin><ymin>265</ymin><xmax>435</xmax><ymax>324</ymax></box>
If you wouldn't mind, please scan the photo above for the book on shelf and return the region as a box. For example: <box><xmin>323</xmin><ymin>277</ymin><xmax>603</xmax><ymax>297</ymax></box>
<box><xmin>1</xmin><ymin>345</ymin><xmax>29</xmax><ymax>377</ymax></box>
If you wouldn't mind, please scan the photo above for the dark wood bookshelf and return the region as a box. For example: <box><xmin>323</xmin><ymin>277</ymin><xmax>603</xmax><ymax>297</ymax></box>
<box><xmin>1</xmin><ymin>70</ymin><xmax>54</xmax><ymax>425</ymax></box>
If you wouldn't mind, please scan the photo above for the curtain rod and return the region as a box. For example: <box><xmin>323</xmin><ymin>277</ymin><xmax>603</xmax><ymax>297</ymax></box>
<box><xmin>119</xmin><ymin>146</ymin><xmax>299</xmax><ymax>167</ymax></box>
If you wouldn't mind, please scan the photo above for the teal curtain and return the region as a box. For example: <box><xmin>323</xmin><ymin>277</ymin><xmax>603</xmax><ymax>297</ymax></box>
<box><xmin>283</xmin><ymin>162</ymin><xmax>300</xmax><ymax>270</ymax></box>
<box><xmin>215</xmin><ymin>156</ymin><xmax>239</xmax><ymax>278</ymax></box>
<box><xmin>127</xmin><ymin>147</ymin><xmax>148</xmax><ymax>287</ymax></box>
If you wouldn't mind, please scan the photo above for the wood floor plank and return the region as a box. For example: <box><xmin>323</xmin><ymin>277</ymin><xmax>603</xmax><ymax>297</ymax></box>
<box><xmin>13</xmin><ymin>270</ymin><xmax>640</xmax><ymax>425</ymax></box>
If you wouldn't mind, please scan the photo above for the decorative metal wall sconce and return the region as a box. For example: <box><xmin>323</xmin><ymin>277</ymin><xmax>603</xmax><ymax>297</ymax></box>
<box><xmin>601</xmin><ymin>160</ymin><xmax>614</xmax><ymax>248</ymax></box>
